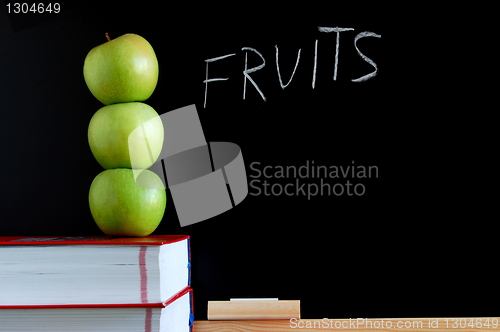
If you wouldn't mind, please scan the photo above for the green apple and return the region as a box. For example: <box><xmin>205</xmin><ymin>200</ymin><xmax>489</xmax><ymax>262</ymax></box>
<box><xmin>83</xmin><ymin>33</ymin><xmax>159</xmax><ymax>105</ymax></box>
<box><xmin>89</xmin><ymin>168</ymin><xmax>166</xmax><ymax>237</ymax></box>
<box><xmin>88</xmin><ymin>102</ymin><xmax>163</xmax><ymax>169</ymax></box>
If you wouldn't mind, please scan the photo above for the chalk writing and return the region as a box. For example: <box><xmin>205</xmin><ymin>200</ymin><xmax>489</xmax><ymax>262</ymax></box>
<box><xmin>203</xmin><ymin>27</ymin><xmax>381</xmax><ymax>108</ymax></box>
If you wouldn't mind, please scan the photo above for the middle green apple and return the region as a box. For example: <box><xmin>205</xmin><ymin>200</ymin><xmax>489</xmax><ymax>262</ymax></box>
<box><xmin>88</xmin><ymin>102</ymin><xmax>164</xmax><ymax>169</ymax></box>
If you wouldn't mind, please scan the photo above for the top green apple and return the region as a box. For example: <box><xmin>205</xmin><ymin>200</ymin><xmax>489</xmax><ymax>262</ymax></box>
<box><xmin>83</xmin><ymin>33</ymin><xmax>159</xmax><ymax>105</ymax></box>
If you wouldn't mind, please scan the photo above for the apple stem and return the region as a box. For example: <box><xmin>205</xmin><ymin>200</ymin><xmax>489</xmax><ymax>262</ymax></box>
<box><xmin>105</xmin><ymin>32</ymin><xmax>111</xmax><ymax>41</ymax></box>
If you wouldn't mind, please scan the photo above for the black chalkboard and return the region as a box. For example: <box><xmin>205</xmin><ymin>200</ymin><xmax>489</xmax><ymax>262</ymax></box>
<box><xmin>0</xmin><ymin>1</ymin><xmax>495</xmax><ymax>319</ymax></box>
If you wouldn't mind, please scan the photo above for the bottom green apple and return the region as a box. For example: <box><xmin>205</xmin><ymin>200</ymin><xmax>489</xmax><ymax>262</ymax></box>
<box><xmin>89</xmin><ymin>168</ymin><xmax>166</xmax><ymax>237</ymax></box>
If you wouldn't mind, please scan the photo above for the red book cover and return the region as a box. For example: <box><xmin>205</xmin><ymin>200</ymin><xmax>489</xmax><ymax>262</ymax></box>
<box><xmin>0</xmin><ymin>235</ymin><xmax>189</xmax><ymax>246</ymax></box>
<box><xmin>0</xmin><ymin>235</ymin><xmax>192</xmax><ymax>307</ymax></box>
<box><xmin>0</xmin><ymin>286</ymin><xmax>192</xmax><ymax>309</ymax></box>
<box><xmin>0</xmin><ymin>287</ymin><xmax>194</xmax><ymax>332</ymax></box>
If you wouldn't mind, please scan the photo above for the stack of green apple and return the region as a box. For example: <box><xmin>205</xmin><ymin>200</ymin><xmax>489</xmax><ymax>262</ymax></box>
<box><xmin>84</xmin><ymin>33</ymin><xmax>166</xmax><ymax>237</ymax></box>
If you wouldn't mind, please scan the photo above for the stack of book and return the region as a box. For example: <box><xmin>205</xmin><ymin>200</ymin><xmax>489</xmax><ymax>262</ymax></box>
<box><xmin>0</xmin><ymin>235</ymin><xmax>193</xmax><ymax>331</ymax></box>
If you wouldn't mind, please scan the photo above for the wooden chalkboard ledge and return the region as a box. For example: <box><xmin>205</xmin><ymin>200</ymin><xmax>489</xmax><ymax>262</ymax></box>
<box><xmin>194</xmin><ymin>317</ymin><xmax>500</xmax><ymax>332</ymax></box>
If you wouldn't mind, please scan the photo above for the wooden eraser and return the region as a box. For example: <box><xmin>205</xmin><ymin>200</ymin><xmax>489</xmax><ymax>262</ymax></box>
<box><xmin>208</xmin><ymin>299</ymin><xmax>300</xmax><ymax>320</ymax></box>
